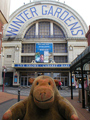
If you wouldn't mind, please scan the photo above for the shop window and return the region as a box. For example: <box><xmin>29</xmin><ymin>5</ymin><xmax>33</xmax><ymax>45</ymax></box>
<box><xmin>53</xmin><ymin>73</ymin><xmax>61</xmax><ymax>79</ymax></box>
<box><xmin>53</xmin><ymin>23</ymin><xmax>65</xmax><ymax>38</ymax></box>
<box><xmin>54</xmin><ymin>43</ymin><xmax>67</xmax><ymax>53</ymax></box>
<box><xmin>22</xmin><ymin>44</ymin><xmax>35</xmax><ymax>53</ymax></box>
<box><xmin>21</xmin><ymin>56</ymin><xmax>35</xmax><ymax>63</ymax></box>
<box><xmin>44</xmin><ymin>73</ymin><xmax>51</xmax><ymax>76</ymax></box>
<box><xmin>24</xmin><ymin>24</ymin><xmax>36</xmax><ymax>39</ymax></box>
<box><xmin>38</xmin><ymin>21</ymin><xmax>50</xmax><ymax>38</ymax></box>
<box><xmin>54</xmin><ymin>56</ymin><xmax>67</xmax><ymax>63</ymax></box>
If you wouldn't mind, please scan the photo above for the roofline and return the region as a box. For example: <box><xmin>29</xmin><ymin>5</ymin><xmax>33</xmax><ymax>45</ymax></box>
<box><xmin>0</xmin><ymin>10</ymin><xmax>8</xmax><ymax>24</ymax></box>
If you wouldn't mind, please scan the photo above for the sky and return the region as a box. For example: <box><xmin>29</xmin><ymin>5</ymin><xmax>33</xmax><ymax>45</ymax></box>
<box><xmin>10</xmin><ymin>0</ymin><xmax>90</xmax><ymax>27</ymax></box>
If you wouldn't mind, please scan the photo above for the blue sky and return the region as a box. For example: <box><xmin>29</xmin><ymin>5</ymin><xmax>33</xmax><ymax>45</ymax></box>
<box><xmin>10</xmin><ymin>0</ymin><xmax>90</xmax><ymax>27</ymax></box>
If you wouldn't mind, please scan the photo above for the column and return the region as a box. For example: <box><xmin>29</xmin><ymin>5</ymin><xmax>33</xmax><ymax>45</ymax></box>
<box><xmin>36</xmin><ymin>22</ymin><xmax>38</xmax><ymax>36</ymax></box>
<box><xmin>50</xmin><ymin>22</ymin><xmax>53</xmax><ymax>36</ymax></box>
<box><xmin>71</xmin><ymin>71</ymin><xmax>73</xmax><ymax>99</ymax></box>
<box><xmin>81</xmin><ymin>61</ymin><xmax>85</xmax><ymax>108</ymax></box>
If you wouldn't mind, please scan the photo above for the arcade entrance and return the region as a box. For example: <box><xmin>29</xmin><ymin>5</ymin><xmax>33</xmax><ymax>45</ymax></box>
<box><xmin>20</xmin><ymin>72</ymin><xmax>69</xmax><ymax>87</ymax></box>
<box><xmin>20</xmin><ymin>76</ymin><xmax>30</xmax><ymax>86</ymax></box>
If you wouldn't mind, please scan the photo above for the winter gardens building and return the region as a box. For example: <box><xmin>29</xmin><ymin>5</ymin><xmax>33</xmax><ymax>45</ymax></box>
<box><xmin>1</xmin><ymin>0</ymin><xmax>88</xmax><ymax>87</ymax></box>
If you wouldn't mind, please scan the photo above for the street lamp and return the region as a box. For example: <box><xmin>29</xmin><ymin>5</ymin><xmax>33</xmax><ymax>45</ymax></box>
<box><xmin>2</xmin><ymin>66</ymin><xmax>7</xmax><ymax>92</ymax></box>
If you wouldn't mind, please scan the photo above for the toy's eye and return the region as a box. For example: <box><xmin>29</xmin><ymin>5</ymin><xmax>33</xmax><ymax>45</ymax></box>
<box><xmin>48</xmin><ymin>82</ymin><xmax>51</xmax><ymax>85</ymax></box>
<box><xmin>36</xmin><ymin>82</ymin><xmax>39</xmax><ymax>85</ymax></box>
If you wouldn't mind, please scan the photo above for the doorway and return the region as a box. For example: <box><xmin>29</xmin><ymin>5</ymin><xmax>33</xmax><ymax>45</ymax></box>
<box><xmin>21</xmin><ymin>76</ymin><xmax>27</xmax><ymax>86</ymax></box>
<box><xmin>61</xmin><ymin>77</ymin><xmax>68</xmax><ymax>86</ymax></box>
<box><xmin>37</xmin><ymin>73</ymin><xmax>51</xmax><ymax>77</ymax></box>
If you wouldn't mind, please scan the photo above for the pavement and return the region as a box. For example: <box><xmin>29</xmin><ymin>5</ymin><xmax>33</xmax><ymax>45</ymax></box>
<box><xmin>0</xmin><ymin>86</ymin><xmax>90</xmax><ymax>120</ymax></box>
<box><xmin>0</xmin><ymin>86</ymin><xmax>79</xmax><ymax>97</ymax></box>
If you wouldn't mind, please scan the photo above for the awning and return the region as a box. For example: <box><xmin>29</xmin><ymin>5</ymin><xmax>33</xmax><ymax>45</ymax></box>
<box><xmin>70</xmin><ymin>46</ymin><xmax>90</xmax><ymax>108</ymax></box>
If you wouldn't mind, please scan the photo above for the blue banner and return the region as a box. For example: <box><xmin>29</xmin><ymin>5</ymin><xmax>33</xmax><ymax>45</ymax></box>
<box><xmin>35</xmin><ymin>43</ymin><xmax>53</xmax><ymax>63</ymax></box>
<box><xmin>14</xmin><ymin>64</ymin><xmax>70</xmax><ymax>68</ymax></box>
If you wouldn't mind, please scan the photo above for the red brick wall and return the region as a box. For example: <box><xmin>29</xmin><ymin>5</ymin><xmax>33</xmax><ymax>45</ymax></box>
<box><xmin>86</xmin><ymin>26</ymin><xmax>90</xmax><ymax>46</ymax></box>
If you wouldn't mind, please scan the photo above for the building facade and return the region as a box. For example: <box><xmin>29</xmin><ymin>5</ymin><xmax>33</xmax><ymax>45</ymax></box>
<box><xmin>2</xmin><ymin>0</ymin><xmax>88</xmax><ymax>87</ymax></box>
<box><xmin>0</xmin><ymin>0</ymin><xmax>10</xmax><ymax>85</ymax></box>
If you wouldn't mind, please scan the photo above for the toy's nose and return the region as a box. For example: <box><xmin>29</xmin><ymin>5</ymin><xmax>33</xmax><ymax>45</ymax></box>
<box><xmin>40</xmin><ymin>92</ymin><xmax>46</xmax><ymax>100</ymax></box>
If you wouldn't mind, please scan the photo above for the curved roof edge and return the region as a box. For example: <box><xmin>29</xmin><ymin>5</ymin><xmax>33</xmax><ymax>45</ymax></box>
<box><xmin>3</xmin><ymin>0</ymin><xmax>88</xmax><ymax>39</ymax></box>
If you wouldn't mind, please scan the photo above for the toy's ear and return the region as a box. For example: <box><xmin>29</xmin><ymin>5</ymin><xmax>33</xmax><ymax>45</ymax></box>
<box><xmin>28</xmin><ymin>78</ymin><xmax>35</xmax><ymax>84</ymax></box>
<box><xmin>54</xmin><ymin>79</ymin><xmax>59</xmax><ymax>86</ymax></box>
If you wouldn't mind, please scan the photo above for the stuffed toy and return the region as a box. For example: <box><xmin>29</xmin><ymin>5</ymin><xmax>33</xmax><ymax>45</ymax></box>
<box><xmin>2</xmin><ymin>76</ymin><xmax>79</xmax><ymax>120</ymax></box>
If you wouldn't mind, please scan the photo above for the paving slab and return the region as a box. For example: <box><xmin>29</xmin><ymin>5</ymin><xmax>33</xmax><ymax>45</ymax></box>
<box><xmin>0</xmin><ymin>87</ymin><xmax>90</xmax><ymax>120</ymax></box>
<box><xmin>0</xmin><ymin>99</ymin><xmax>17</xmax><ymax>120</ymax></box>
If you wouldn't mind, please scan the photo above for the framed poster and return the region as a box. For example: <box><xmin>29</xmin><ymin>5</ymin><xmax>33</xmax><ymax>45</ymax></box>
<box><xmin>35</xmin><ymin>43</ymin><xmax>53</xmax><ymax>63</ymax></box>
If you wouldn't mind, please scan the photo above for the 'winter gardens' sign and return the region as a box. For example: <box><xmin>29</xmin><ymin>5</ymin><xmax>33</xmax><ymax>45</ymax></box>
<box><xmin>6</xmin><ymin>4</ymin><xmax>84</xmax><ymax>37</ymax></box>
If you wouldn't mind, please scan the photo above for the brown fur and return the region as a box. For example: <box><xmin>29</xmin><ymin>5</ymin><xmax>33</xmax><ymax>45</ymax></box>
<box><xmin>28</xmin><ymin>77</ymin><xmax>59</xmax><ymax>86</ymax></box>
<box><xmin>2</xmin><ymin>76</ymin><xmax>79</xmax><ymax>120</ymax></box>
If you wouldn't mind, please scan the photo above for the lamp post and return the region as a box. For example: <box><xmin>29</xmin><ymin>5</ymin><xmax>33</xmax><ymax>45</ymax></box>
<box><xmin>2</xmin><ymin>66</ymin><xmax>6</xmax><ymax>92</ymax></box>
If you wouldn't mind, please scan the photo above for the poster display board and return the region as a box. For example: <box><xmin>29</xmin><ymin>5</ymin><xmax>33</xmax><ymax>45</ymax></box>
<box><xmin>35</xmin><ymin>43</ymin><xmax>53</xmax><ymax>63</ymax></box>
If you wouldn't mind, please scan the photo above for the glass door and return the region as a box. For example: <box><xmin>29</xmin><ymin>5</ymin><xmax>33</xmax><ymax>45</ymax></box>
<box><xmin>27</xmin><ymin>76</ymin><xmax>31</xmax><ymax>86</ymax></box>
<box><xmin>44</xmin><ymin>73</ymin><xmax>51</xmax><ymax>76</ymax></box>
<box><xmin>20</xmin><ymin>76</ymin><xmax>27</xmax><ymax>86</ymax></box>
<box><xmin>61</xmin><ymin>77</ymin><xmax>68</xmax><ymax>86</ymax></box>
<box><xmin>21</xmin><ymin>77</ymin><xmax>24</xmax><ymax>86</ymax></box>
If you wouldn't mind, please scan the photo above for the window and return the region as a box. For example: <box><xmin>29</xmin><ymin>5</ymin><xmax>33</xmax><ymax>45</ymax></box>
<box><xmin>38</xmin><ymin>21</ymin><xmax>50</xmax><ymax>38</ymax></box>
<box><xmin>24</xmin><ymin>24</ymin><xmax>36</xmax><ymax>39</ymax></box>
<box><xmin>21</xmin><ymin>56</ymin><xmax>35</xmax><ymax>63</ymax></box>
<box><xmin>24</xmin><ymin>21</ymin><xmax>65</xmax><ymax>39</ymax></box>
<box><xmin>22</xmin><ymin>44</ymin><xmax>35</xmax><ymax>53</ymax></box>
<box><xmin>54</xmin><ymin>56</ymin><xmax>67</xmax><ymax>63</ymax></box>
<box><xmin>54</xmin><ymin>43</ymin><xmax>67</xmax><ymax>53</ymax></box>
<box><xmin>7</xmin><ymin>55</ymin><xmax>11</xmax><ymax>58</ymax></box>
<box><xmin>53</xmin><ymin>23</ymin><xmax>65</xmax><ymax>38</ymax></box>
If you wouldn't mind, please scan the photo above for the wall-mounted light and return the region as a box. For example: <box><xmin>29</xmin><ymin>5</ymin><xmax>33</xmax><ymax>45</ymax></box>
<box><xmin>69</xmin><ymin>45</ymin><xmax>73</xmax><ymax>51</ymax></box>
<box><xmin>16</xmin><ymin>46</ymin><xmax>19</xmax><ymax>51</ymax></box>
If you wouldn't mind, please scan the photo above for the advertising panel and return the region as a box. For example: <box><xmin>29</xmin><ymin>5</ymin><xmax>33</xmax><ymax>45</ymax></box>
<box><xmin>35</xmin><ymin>43</ymin><xmax>53</xmax><ymax>63</ymax></box>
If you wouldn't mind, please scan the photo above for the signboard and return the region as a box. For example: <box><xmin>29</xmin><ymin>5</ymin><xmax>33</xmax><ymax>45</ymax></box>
<box><xmin>5</xmin><ymin>3</ymin><xmax>85</xmax><ymax>38</ymax></box>
<box><xmin>35</xmin><ymin>43</ymin><xmax>53</xmax><ymax>63</ymax></box>
<box><xmin>14</xmin><ymin>63</ymin><xmax>70</xmax><ymax>68</ymax></box>
<box><xmin>75</xmin><ymin>74</ymin><xmax>87</xmax><ymax>78</ymax></box>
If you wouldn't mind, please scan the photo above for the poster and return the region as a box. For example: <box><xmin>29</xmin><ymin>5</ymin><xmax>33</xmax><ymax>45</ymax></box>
<box><xmin>14</xmin><ymin>76</ymin><xmax>17</xmax><ymax>83</ymax></box>
<box><xmin>72</xmin><ymin>76</ymin><xmax>74</xmax><ymax>84</ymax></box>
<box><xmin>14</xmin><ymin>73</ymin><xmax>17</xmax><ymax>83</ymax></box>
<box><xmin>35</xmin><ymin>43</ymin><xmax>53</xmax><ymax>63</ymax></box>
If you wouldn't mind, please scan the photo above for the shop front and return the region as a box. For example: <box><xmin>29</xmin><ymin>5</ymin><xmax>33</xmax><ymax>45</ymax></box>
<box><xmin>14</xmin><ymin>63</ymin><xmax>70</xmax><ymax>87</ymax></box>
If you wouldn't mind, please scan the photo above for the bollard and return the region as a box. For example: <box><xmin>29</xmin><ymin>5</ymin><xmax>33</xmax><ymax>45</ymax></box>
<box><xmin>88</xmin><ymin>94</ymin><xmax>90</xmax><ymax>112</ymax></box>
<box><xmin>18</xmin><ymin>89</ymin><xmax>20</xmax><ymax>102</ymax></box>
<box><xmin>88</xmin><ymin>103</ymin><xmax>90</xmax><ymax>112</ymax></box>
<box><xmin>88</xmin><ymin>91</ymin><xmax>90</xmax><ymax>112</ymax></box>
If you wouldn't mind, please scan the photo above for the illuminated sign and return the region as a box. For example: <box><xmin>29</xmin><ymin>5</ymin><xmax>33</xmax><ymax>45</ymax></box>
<box><xmin>6</xmin><ymin>4</ymin><xmax>84</xmax><ymax>37</ymax></box>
